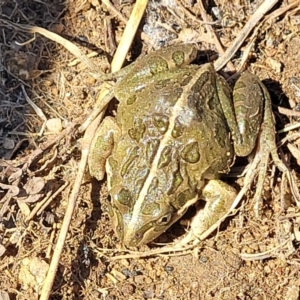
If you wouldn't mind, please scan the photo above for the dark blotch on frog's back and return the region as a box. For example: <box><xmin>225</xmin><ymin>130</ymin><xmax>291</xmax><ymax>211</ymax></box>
<box><xmin>153</xmin><ymin>113</ymin><xmax>169</xmax><ymax>135</ymax></box>
<box><xmin>172</xmin><ymin>116</ymin><xmax>185</xmax><ymax>138</ymax></box>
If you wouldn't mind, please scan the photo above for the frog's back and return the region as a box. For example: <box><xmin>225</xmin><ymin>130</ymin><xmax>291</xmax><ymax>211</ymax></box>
<box><xmin>107</xmin><ymin>63</ymin><xmax>234</xmax><ymax>246</ymax></box>
<box><xmin>112</xmin><ymin>63</ymin><xmax>233</xmax><ymax>180</ymax></box>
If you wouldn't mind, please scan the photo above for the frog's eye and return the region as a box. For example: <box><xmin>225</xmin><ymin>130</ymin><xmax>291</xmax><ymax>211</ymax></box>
<box><xmin>157</xmin><ymin>213</ymin><xmax>172</xmax><ymax>225</ymax></box>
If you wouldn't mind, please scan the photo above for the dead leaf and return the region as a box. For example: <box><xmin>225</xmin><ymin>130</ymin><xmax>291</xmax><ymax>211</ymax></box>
<box><xmin>0</xmin><ymin>183</ymin><xmax>19</xmax><ymax>196</ymax></box>
<box><xmin>0</xmin><ymin>245</ymin><xmax>6</xmax><ymax>257</ymax></box>
<box><xmin>17</xmin><ymin>200</ymin><xmax>30</xmax><ymax>217</ymax></box>
<box><xmin>9</xmin><ymin>229</ymin><xmax>22</xmax><ymax>244</ymax></box>
<box><xmin>8</xmin><ymin>169</ymin><xmax>23</xmax><ymax>183</ymax></box>
<box><xmin>24</xmin><ymin>177</ymin><xmax>45</xmax><ymax>195</ymax></box>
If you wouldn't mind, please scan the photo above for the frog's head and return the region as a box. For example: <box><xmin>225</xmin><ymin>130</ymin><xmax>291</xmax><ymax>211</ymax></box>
<box><xmin>108</xmin><ymin>184</ymin><xmax>198</xmax><ymax>247</ymax></box>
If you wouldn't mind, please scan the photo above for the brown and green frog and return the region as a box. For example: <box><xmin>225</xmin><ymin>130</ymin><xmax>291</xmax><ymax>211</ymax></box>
<box><xmin>88</xmin><ymin>44</ymin><xmax>279</xmax><ymax>247</ymax></box>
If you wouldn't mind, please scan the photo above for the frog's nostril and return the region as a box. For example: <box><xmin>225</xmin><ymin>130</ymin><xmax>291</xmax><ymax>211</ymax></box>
<box><xmin>134</xmin><ymin>232</ymin><xmax>143</xmax><ymax>240</ymax></box>
<box><xmin>161</xmin><ymin>216</ymin><xmax>169</xmax><ymax>223</ymax></box>
<box><xmin>159</xmin><ymin>213</ymin><xmax>172</xmax><ymax>225</ymax></box>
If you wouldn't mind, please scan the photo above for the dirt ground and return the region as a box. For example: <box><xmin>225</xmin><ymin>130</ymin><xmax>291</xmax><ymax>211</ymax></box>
<box><xmin>1</xmin><ymin>0</ymin><xmax>300</xmax><ymax>299</ymax></box>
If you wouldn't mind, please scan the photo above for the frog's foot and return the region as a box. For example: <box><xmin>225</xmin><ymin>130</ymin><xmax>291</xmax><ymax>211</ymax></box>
<box><xmin>179</xmin><ymin>180</ymin><xmax>237</xmax><ymax>243</ymax></box>
<box><xmin>251</xmin><ymin>129</ymin><xmax>300</xmax><ymax>217</ymax></box>
<box><xmin>153</xmin><ymin>180</ymin><xmax>238</xmax><ymax>252</ymax></box>
<box><xmin>251</xmin><ymin>89</ymin><xmax>300</xmax><ymax>216</ymax></box>
<box><xmin>153</xmin><ymin>168</ymin><xmax>263</xmax><ymax>254</ymax></box>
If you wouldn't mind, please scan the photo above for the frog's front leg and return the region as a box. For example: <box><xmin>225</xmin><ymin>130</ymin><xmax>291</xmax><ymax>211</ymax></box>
<box><xmin>189</xmin><ymin>180</ymin><xmax>237</xmax><ymax>241</ymax></box>
<box><xmin>88</xmin><ymin>116</ymin><xmax>120</xmax><ymax>181</ymax></box>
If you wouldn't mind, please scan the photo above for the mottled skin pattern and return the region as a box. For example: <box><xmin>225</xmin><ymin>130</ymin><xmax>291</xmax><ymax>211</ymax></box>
<box><xmin>89</xmin><ymin>45</ymin><xmax>269</xmax><ymax>247</ymax></box>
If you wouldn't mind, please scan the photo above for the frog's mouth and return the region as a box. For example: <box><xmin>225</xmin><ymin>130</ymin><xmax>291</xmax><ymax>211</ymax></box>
<box><xmin>121</xmin><ymin>214</ymin><xmax>179</xmax><ymax>247</ymax></box>
<box><xmin>122</xmin><ymin>197</ymin><xmax>200</xmax><ymax>247</ymax></box>
<box><xmin>109</xmin><ymin>181</ymin><xmax>201</xmax><ymax>247</ymax></box>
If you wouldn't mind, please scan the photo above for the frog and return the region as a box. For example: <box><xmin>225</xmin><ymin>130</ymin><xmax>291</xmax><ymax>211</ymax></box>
<box><xmin>88</xmin><ymin>44</ymin><xmax>277</xmax><ymax>248</ymax></box>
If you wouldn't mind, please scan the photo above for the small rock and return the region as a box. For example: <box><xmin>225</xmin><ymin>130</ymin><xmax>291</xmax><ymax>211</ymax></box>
<box><xmin>3</xmin><ymin>137</ymin><xmax>15</xmax><ymax>150</ymax></box>
<box><xmin>19</xmin><ymin>257</ymin><xmax>49</xmax><ymax>292</ymax></box>
<box><xmin>265</xmin><ymin>57</ymin><xmax>282</xmax><ymax>73</ymax></box>
<box><xmin>46</xmin><ymin>118</ymin><xmax>63</xmax><ymax>133</ymax></box>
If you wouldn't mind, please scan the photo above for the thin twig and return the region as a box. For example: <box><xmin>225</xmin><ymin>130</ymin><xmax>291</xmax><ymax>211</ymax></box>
<box><xmin>277</xmin><ymin>106</ymin><xmax>300</xmax><ymax>118</ymax></box>
<box><xmin>240</xmin><ymin>238</ymin><xmax>291</xmax><ymax>260</ymax></box>
<box><xmin>278</xmin><ymin>122</ymin><xmax>300</xmax><ymax>134</ymax></box>
<box><xmin>21</xmin><ymin>85</ymin><xmax>47</xmax><ymax>136</ymax></box>
<box><xmin>214</xmin><ymin>0</ymin><xmax>279</xmax><ymax>71</ymax></box>
<box><xmin>110</xmin><ymin>0</ymin><xmax>149</xmax><ymax>71</ymax></box>
<box><xmin>25</xmin><ymin>181</ymin><xmax>69</xmax><ymax>223</ymax></box>
<box><xmin>197</xmin><ymin>0</ymin><xmax>235</xmax><ymax>71</ymax></box>
<box><xmin>0</xmin><ymin>19</ymin><xmax>99</xmax><ymax>73</ymax></box>
<box><xmin>102</xmin><ymin>0</ymin><xmax>153</xmax><ymax>47</ymax></box>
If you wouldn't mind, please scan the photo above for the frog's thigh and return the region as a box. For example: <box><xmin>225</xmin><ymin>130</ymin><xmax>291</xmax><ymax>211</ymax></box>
<box><xmin>88</xmin><ymin>116</ymin><xmax>120</xmax><ymax>181</ymax></box>
<box><xmin>232</xmin><ymin>72</ymin><xmax>264</xmax><ymax>156</ymax></box>
<box><xmin>190</xmin><ymin>179</ymin><xmax>237</xmax><ymax>238</ymax></box>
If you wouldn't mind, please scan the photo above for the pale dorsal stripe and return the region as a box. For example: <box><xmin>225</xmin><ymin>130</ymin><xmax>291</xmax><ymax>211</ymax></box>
<box><xmin>129</xmin><ymin>66</ymin><xmax>207</xmax><ymax>226</ymax></box>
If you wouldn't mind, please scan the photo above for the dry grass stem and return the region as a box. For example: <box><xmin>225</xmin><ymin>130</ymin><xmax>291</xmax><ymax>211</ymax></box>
<box><xmin>21</xmin><ymin>85</ymin><xmax>47</xmax><ymax>136</ymax></box>
<box><xmin>0</xmin><ymin>19</ymin><xmax>99</xmax><ymax>73</ymax></box>
<box><xmin>240</xmin><ymin>238</ymin><xmax>292</xmax><ymax>260</ymax></box>
<box><xmin>110</xmin><ymin>0</ymin><xmax>148</xmax><ymax>71</ymax></box>
<box><xmin>197</xmin><ymin>0</ymin><xmax>235</xmax><ymax>72</ymax></box>
<box><xmin>102</xmin><ymin>0</ymin><xmax>153</xmax><ymax>46</ymax></box>
<box><xmin>214</xmin><ymin>0</ymin><xmax>279</xmax><ymax>71</ymax></box>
